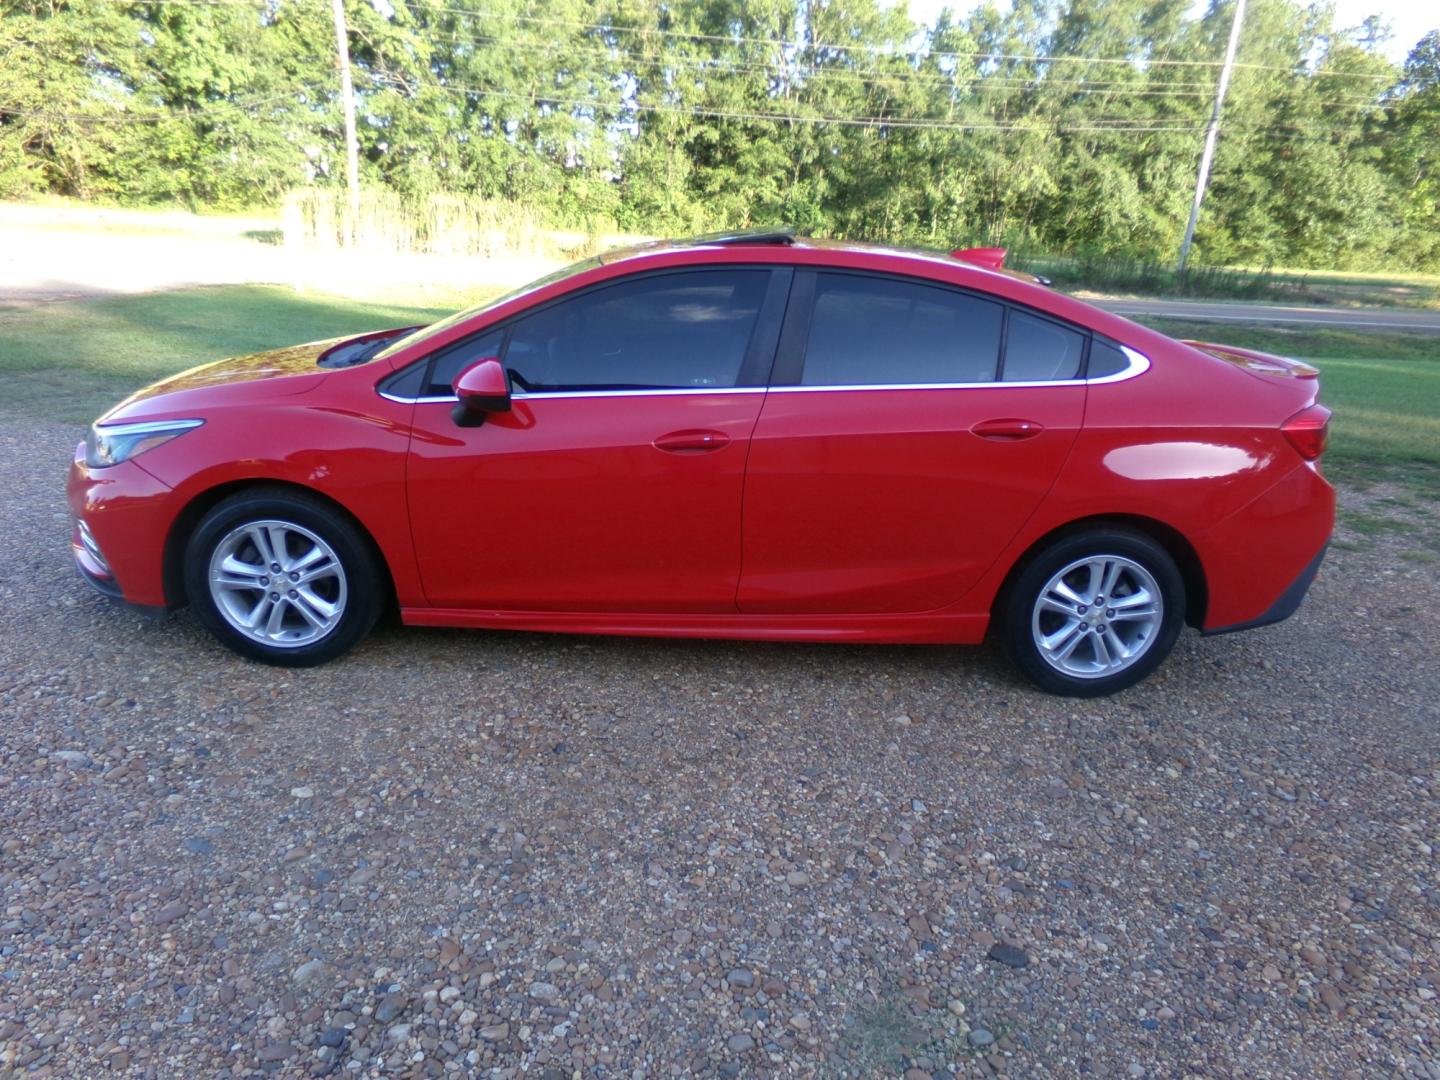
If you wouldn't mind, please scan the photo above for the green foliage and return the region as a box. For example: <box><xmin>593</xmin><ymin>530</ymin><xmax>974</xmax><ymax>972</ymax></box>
<box><xmin>1384</xmin><ymin>32</ymin><xmax>1440</xmax><ymax>270</ymax></box>
<box><xmin>2</xmin><ymin>0</ymin><xmax>1437</xmax><ymax>268</ymax></box>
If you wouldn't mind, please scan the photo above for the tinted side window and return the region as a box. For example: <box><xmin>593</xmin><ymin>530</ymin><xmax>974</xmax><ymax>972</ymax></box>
<box><xmin>503</xmin><ymin>270</ymin><xmax>769</xmax><ymax>391</ymax></box>
<box><xmin>1002</xmin><ymin>311</ymin><xmax>1085</xmax><ymax>381</ymax></box>
<box><xmin>380</xmin><ymin>361</ymin><xmax>426</xmax><ymax>400</ymax></box>
<box><xmin>425</xmin><ymin>330</ymin><xmax>505</xmax><ymax>397</ymax></box>
<box><xmin>1087</xmin><ymin>339</ymin><xmax>1130</xmax><ymax>379</ymax></box>
<box><xmin>801</xmin><ymin>274</ymin><xmax>1003</xmax><ymax>386</ymax></box>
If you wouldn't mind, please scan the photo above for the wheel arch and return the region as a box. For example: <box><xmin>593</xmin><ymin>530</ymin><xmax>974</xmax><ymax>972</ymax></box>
<box><xmin>994</xmin><ymin>514</ymin><xmax>1208</xmax><ymax>629</ymax></box>
<box><xmin>162</xmin><ymin>479</ymin><xmax>396</xmax><ymax>610</ymax></box>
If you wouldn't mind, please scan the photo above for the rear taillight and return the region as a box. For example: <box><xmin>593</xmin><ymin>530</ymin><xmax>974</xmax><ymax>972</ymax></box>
<box><xmin>1282</xmin><ymin>404</ymin><xmax>1331</xmax><ymax>461</ymax></box>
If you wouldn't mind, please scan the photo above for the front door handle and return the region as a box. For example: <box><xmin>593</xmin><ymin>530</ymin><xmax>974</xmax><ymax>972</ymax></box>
<box><xmin>972</xmin><ymin>418</ymin><xmax>1044</xmax><ymax>441</ymax></box>
<box><xmin>653</xmin><ymin>429</ymin><xmax>731</xmax><ymax>453</ymax></box>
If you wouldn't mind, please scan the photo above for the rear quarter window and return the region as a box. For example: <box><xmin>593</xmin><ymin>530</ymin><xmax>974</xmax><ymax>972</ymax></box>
<box><xmin>1002</xmin><ymin>311</ymin><xmax>1085</xmax><ymax>382</ymax></box>
<box><xmin>1086</xmin><ymin>340</ymin><xmax>1130</xmax><ymax>379</ymax></box>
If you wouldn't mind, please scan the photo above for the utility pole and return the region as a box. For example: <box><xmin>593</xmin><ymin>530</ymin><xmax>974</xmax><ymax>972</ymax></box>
<box><xmin>330</xmin><ymin>0</ymin><xmax>361</xmax><ymax>247</ymax></box>
<box><xmin>1177</xmin><ymin>0</ymin><xmax>1246</xmax><ymax>274</ymax></box>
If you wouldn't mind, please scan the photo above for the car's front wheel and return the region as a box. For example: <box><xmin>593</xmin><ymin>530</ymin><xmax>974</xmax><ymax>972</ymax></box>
<box><xmin>184</xmin><ymin>488</ymin><xmax>382</xmax><ymax>666</ymax></box>
<box><xmin>999</xmin><ymin>528</ymin><xmax>1185</xmax><ymax>697</ymax></box>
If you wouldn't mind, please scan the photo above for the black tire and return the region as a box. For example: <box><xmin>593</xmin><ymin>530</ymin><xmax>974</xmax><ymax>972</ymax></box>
<box><xmin>998</xmin><ymin>527</ymin><xmax>1186</xmax><ymax>697</ymax></box>
<box><xmin>183</xmin><ymin>487</ymin><xmax>383</xmax><ymax>666</ymax></box>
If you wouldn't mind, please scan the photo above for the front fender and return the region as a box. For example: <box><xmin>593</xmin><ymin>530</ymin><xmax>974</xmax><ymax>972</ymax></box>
<box><xmin>132</xmin><ymin>401</ymin><xmax>425</xmax><ymax>607</ymax></box>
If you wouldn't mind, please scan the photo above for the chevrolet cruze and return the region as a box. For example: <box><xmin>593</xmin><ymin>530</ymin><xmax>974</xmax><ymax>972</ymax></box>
<box><xmin>68</xmin><ymin>230</ymin><xmax>1334</xmax><ymax>696</ymax></box>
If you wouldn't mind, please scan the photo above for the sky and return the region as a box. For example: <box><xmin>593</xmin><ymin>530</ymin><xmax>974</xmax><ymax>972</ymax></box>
<box><xmin>901</xmin><ymin>0</ymin><xmax>1437</xmax><ymax>64</ymax></box>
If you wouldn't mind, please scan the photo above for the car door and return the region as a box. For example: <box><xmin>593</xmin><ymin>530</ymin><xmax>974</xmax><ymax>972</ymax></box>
<box><xmin>405</xmin><ymin>267</ymin><xmax>788</xmax><ymax>612</ymax></box>
<box><xmin>737</xmin><ymin>270</ymin><xmax>1087</xmax><ymax>614</ymax></box>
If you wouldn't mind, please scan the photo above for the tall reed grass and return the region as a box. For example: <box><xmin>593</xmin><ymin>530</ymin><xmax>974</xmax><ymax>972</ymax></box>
<box><xmin>280</xmin><ymin>188</ymin><xmax>628</xmax><ymax>260</ymax></box>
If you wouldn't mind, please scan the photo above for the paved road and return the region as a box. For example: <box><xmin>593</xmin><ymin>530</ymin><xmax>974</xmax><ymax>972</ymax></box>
<box><xmin>1093</xmin><ymin>296</ymin><xmax>1440</xmax><ymax>334</ymax></box>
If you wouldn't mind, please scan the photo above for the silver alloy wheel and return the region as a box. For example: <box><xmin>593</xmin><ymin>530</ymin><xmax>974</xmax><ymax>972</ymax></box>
<box><xmin>1030</xmin><ymin>554</ymin><xmax>1163</xmax><ymax>679</ymax></box>
<box><xmin>207</xmin><ymin>519</ymin><xmax>348</xmax><ymax>648</ymax></box>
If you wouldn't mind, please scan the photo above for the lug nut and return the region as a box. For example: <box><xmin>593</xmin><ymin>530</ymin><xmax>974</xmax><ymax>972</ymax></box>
<box><xmin>288</xmin><ymin>589</ymin><xmax>298</xmax><ymax>598</ymax></box>
<box><xmin>271</xmin><ymin>563</ymin><xmax>281</xmax><ymax>572</ymax></box>
<box><xmin>259</xmin><ymin>576</ymin><xmax>269</xmax><ymax>586</ymax></box>
<box><xmin>1106</xmin><ymin>609</ymin><xmax>1116</xmax><ymax>618</ymax></box>
<box><xmin>269</xmin><ymin>592</ymin><xmax>279</xmax><ymax>601</ymax></box>
<box><xmin>289</xmin><ymin>572</ymin><xmax>299</xmax><ymax>582</ymax></box>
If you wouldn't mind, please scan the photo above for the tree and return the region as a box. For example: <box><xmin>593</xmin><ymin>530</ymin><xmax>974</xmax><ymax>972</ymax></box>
<box><xmin>1384</xmin><ymin>30</ymin><xmax>1440</xmax><ymax>267</ymax></box>
<box><xmin>0</xmin><ymin>0</ymin><xmax>1434</xmax><ymax>269</ymax></box>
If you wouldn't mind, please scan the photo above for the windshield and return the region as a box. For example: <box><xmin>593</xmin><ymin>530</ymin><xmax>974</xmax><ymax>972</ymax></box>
<box><xmin>373</xmin><ymin>255</ymin><xmax>604</xmax><ymax>361</ymax></box>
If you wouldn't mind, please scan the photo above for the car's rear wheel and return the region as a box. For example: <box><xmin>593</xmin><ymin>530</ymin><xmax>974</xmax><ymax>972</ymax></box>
<box><xmin>999</xmin><ymin>528</ymin><xmax>1185</xmax><ymax>696</ymax></box>
<box><xmin>184</xmin><ymin>488</ymin><xmax>382</xmax><ymax>666</ymax></box>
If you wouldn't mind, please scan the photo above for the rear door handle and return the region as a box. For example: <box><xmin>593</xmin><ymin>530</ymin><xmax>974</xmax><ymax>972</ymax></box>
<box><xmin>653</xmin><ymin>429</ymin><xmax>731</xmax><ymax>453</ymax></box>
<box><xmin>972</xmin><ymin>418</ymin><xmax>1044</xmax><ymax>441</ymax></box>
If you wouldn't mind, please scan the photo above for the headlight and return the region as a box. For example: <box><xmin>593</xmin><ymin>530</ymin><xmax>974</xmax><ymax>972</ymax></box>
<box><xmin>85</xmin><ymin>418</ymin><xmax>204</xmax><ymax>468</ymax></box>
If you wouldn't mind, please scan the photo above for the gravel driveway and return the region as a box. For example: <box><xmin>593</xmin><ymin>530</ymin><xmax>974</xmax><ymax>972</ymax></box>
<box><xmin>2</xmin><ymin>416</ymin><xmax>1437</xmax><ymax>1079</ymax></box>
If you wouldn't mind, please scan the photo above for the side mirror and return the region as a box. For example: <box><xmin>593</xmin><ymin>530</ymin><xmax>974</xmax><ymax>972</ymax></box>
<box><xmin>451</xmin><ymin>358</ymin><xmax>510</xmax><ymax>427</ymax></box>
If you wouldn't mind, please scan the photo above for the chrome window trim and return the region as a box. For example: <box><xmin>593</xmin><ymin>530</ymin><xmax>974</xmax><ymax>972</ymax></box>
<box><xmin>376</xmin><ymin>345</ymin><xmax>1149</xmax><ymax>404</ymax></box>
<box><xmin>516</xmin><ymin>387</ymin><xmax>769</xmax><ymax>400</ymax></box>
<box><xmin>379</xmin><ymin>392</ymin><xmax>464</xmax><ymax>404</ymax></box>
<box><xmin>380</xmin><ymin>387</ymin><xmax>770</xmax><ymax>404</ymax></box>
<box><xmin>1095</xmin><ymin>345</ymin><xmax>1151</xmax><ymax>384</ymax></box>
<box><xmin>771</xmin><ymin>381</ymin><xmax>1079</xmax><ymax>393</ymax></box>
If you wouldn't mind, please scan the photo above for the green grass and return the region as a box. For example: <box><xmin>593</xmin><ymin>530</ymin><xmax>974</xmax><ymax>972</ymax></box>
<box><xmin>0</xmin><ymin>285</ymin><xmax>471</xmax><ymax>423</ymax></box>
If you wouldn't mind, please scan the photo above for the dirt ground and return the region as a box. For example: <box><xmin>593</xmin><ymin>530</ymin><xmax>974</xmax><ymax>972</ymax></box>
<box><xmin>1</xmin><ymin>414</ymin><xmax>1437</xmax><ymax>1078</ymax></box>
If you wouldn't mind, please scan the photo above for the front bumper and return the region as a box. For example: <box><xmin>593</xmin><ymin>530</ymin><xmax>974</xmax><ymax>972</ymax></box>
<box><xmin>71</xmin><ymin>517</ymin><xmax>123</xmax><ymax>598</ymax></box>
<box><xmin>67</xmin><ymin>443</ymin><xmax>178</xmax><ymax>607</ymax></box>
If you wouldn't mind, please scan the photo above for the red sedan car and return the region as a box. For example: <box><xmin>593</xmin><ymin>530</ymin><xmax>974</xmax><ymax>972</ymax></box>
<box><xmin>68</xmin><ymin>230</ymin><xmax>1333</xmax><ymax>696</ymax></box>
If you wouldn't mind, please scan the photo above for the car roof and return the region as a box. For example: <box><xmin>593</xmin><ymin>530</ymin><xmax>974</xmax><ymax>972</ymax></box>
<box><xmin>596</xmin><ymin>229</ymin><xmax>1057</xmax><ymax>288</ymax></box>
<box><xmin>378</xmin><ymin>227</ymin><xmax>1181</xmax><ymax>372</ymax></box>
<box><xmin>602</xmin><ymin>230</ymin><xmax>956</xmax><ymax>271</ymax></box>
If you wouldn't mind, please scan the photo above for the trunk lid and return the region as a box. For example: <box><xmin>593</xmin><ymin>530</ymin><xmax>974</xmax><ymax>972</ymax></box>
<box><xmin>1184</xmin><ymin>340</ymin><xmax>1330</xmax><ymax>461</ymax></box>
<box><xmin>1181</xmin><ymin>339</ymin><xmax>1323</xmax><ymax>416</ymax></box>
<box><xmin>1182</xmin><ymin>339</ymin><xmax>1319</xmax><ymax>380</ymax></box>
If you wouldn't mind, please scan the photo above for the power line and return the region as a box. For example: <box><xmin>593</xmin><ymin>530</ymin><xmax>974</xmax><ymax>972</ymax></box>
<box><xmin>400</xmin><ymin>3</ymin><xmax>1404</xmax><ymax>81</ymax></box>
<box><xmin>8</xmin><ymin>84</ymin><xmax>1364</xmax><ymax>140</ymax></box>
<box><xmin>370</xmin><ymin>78</ymin><xmax>1200</xmax><ymax>132</ymax></box>
<box><xmin>411</xmin><ymin>28</ymin><xmax>1219</xmax><ymax>97</ymax></box>
<box><xmin>0</xmin><ymin>77</ymin><xmax>1381</xmax><ymax>140</ymax></box>
<box><xmin>372</xmin><ymin>76</ymin><xmax>1383</xmax><ymax>140</ymax></box>
<box><xmin>399</xmin><ymin>27</ymin><xmax>1390</xmax><ymax>108</ymax></box>
<box><xmin>87</xmin><ymin>0</ymin><xmax>1399</xmax><ymax>81</ymax></box>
